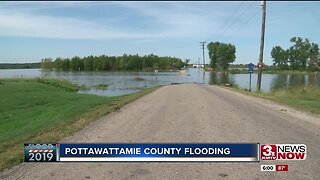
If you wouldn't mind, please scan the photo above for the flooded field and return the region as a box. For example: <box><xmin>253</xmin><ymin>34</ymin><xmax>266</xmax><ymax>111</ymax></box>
<box><xmin>1</xmin><ymin>68</ymin><xmax>319</xmax><ymax>96</ymax></box>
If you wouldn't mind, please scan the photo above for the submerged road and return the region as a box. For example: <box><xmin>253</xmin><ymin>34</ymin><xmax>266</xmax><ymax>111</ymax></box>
<box><xmin>1</xmin><ymin>84</ymin><xmax>320</xmax><ymax>179</ymax></box>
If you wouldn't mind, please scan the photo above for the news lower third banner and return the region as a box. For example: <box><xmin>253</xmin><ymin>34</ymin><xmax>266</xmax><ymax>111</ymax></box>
<box><xmin>24</xmin><ymin>143</ymin><xmax>259</xmax><ymax>162</ymax></box>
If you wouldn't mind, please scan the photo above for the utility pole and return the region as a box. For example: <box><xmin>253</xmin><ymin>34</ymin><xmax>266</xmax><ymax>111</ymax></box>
<box><xmin>257</xmin><ymin>0</ymin><xmax>266</xmax><ymax>91</ymax></box>
<box><xmin>200</xmin><ymin>41</ymin><xmax>206</xmax><ymax>70</ymax></box>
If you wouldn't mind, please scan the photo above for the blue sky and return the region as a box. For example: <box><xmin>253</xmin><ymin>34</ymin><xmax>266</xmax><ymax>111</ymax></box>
<box><xmin>0</xmin><ymin>1</ymin><xmax>319</xmax><ymax>65</ymax></box>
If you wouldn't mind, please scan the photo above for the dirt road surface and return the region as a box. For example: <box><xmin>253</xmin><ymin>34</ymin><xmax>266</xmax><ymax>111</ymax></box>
<box><xmin>1</xmin><ymin>84</ymin><xmax>320</xmax><ymax>180</ymax></box>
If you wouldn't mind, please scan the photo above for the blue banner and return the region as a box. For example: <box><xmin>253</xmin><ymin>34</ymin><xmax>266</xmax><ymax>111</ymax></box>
<box><xmin>58</xmin><ymin>143</ymin><xmax>258</xmax><ymax>162</ymax></box>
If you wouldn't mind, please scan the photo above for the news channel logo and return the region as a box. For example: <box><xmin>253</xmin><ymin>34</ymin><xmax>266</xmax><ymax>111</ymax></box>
<box><xmin>260</xmin><ymin>144</ymin><xmax>307</xmax><ymax>160</ymax></box>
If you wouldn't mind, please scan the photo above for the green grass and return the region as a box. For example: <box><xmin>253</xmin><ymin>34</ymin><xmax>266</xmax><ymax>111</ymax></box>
<box><xmin>36</xmin><ymin>77</ymin><xmax>80</xmax><ymax>92</ymax></box>
<box><xmin>0</xmin><ymin>79</ymin><xmax>159</xmax><ymax>171</ymax></box>
<box><xmin>262</xmin><ymin>69</ymin><xmax>316</xmax><ymax>74</ymax></box>
<box><xmin>79</xmin><ymin>84</ymin><xmax>90</xmax><ymax>90</ymax></box>
<box><xmin>220</xmin><ymin>85</ymin><xmax>320</xmax><ymax>114</ymax></box>
<box><xmin>224</xmin><ymin>69</ymin><xmax>318</xmax><ymax>74</ymax></box>
<box><xmin>264</xmin><ymin>87</ymin><xmax>320</xmax><ymax>114</ymax></box>
<box><xmin>94</xmin><ymin>83</ymin><xmax>108</xmax><ymax>90</ymax></box>
<box><xmin>0</xmin><ymin>78</ymin><xmax>80</xmax><ymax>92</ymax></box>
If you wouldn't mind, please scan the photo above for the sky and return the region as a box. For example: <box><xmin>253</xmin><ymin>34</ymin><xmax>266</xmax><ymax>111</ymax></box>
<box><xmin>0</xmin><ymin>1</ymin><xmax>319</xmax><ymax>65</ymax></box>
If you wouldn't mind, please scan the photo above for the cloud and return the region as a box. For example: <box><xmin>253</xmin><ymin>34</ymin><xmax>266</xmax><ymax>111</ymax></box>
<box><xmin>114</xmin><ymin>2</ymin><xmax>265</xmax><ymax>39</ymax></box>
<box><xmin>0</xmin><ymin>10</ymin><xmax>156</xmax><ymax>39</ymax></box>
<box><xmin>0</xmin><ymin>1</ymin><xmax>107</xmax><ymax>12</ymax></box>
<box><xmin>0</xmin><ymin>2</ymin><xmax>262</xmax><ymax>40</ymax></box>
<box><xmin>0</xmin><ymin>2</ymin><xmax>157</xmax><ymax>39</ymax></box>
<box><xmin>113</xmin><ymin>2</ymin><xmax>223</xmax><ymax>35</ymax></box>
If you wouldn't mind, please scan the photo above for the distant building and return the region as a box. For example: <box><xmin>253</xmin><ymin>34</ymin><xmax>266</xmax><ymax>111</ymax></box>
<box><xmin>192</xmin><ymin>64</ymin><xmax>205</xmax><ymax>68</ymax></box>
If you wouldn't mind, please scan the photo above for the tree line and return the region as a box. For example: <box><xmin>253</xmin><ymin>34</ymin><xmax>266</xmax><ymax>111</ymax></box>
<box><xmin>0</xmin><ymin>63</ymin><xmax>40</xmax><ymax>69</ymax></box>
<box><xmin>271</xmin><ymin>37</ymin><xmax>319</xmax><ymax>71</ymax></box>
<box><xmin>206</xmin><ymin>37</ymin><xmax>319</xmax><ymax>72</ymax></box>
<box><xmin>41</xmin><ymin>54</ymin><xmax>185</xmax><ymax>71</ymax></box>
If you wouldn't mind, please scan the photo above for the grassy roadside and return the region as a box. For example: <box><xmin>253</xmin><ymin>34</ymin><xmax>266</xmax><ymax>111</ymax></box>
<box><xmin>262</xmin><ymin>69</ymin><xmax>317</xmax><ymax>74</ymax></box>
<box><xmin>218</xmin><ymin>85</ymin><xmax>320</xmax><ymax>114</ymax></box>
<box><xmin>226</xmin><ymin>69</ymin><xmax>318</xmax><ymax>74</ymax></box>
<box><xmin>0</xmin><ymin>78</ymin><xmax>159</xmax><ymax>171</ymax></box>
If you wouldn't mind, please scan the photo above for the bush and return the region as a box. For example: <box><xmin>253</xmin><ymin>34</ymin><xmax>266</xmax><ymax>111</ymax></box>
<box><xmin>36</xmin><ymin>78</ymin><xmax>79</xmax><ymax>92</ymax></box>
<box><xmin>94</xmin><ymin>84</ymin><xmax>108</xmax><ymax>90</ymax></box>
<box><xmin>134</xmin><ymin>77</ymin><xmax>145</xmax><ymax>81</ymax></box>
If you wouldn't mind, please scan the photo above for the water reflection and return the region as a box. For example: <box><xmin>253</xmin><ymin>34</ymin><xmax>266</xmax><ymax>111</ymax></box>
<box><xmin>269</xmin><ymin>73</ymin><xmax>320</xmax><ymax>90</ymax></box>
<box><xmin>209</xmin><ymin>72</ymin><xmax>236</xmax><ymax>86</ymax></box>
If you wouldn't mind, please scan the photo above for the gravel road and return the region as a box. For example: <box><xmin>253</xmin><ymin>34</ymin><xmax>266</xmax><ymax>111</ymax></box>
<box><xmin>1</xmin><ymin>84</ymin><xmax>320</xmax><ymax>180</ymax></box>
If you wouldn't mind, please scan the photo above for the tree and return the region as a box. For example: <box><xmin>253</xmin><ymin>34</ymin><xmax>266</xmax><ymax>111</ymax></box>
<box><xmin>70</xmin><ymin>56</ymin><xmax>83</xmax><ymax>71</ymax></box>
<box><xmin>61</xmin><ymin>58</ymin><xmax>70</xmax><ymax>71</ymax></box>
<box><xmin>126</xmin><ymin>54</ymin><xmax>141</xmax><ymax>70</ymax></box>
<box><xmin>207</xmin><ymin>42</ymin><xmax>219</xmax><ymax>69</ymax></box>
<box><xmin>271</xmin><ymin>37</ymin><xmax>319</xmax><ymax>71</ymax></box>
<box><xmin>41</xmin><ymin>58</ymin><xmax>54</xmax><ymax>71</ymax></box>
<box><xmin>288</xmin><ymin>37</ymin><xmax>310</xmax><ymax>70</ymax></box>
<box><xmin>83</xmin><ymin>55</ymin><xmax>93</xmax><ymax>71</ymax></box>
<box><xmin>54</xmin><ymin>57</ymin><xmax>64</xmax><ymax>71</ymax></box>
<box><xmin>271</xmin><ymin>46</ymin><xmax>289</xmax><ymax>70</ymax></box>
<box><xmin>309</xmin><ymin>43</ymin><xmax>320</xmax><ymax>71</ymax></box>
<box><xmin>207</xmin><ymin>42</ymin><xmax>236</xmax><ymax>70</ymax></box>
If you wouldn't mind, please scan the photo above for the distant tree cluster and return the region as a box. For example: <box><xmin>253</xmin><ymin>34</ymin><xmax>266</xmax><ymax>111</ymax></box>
<box><xmin>41</xmin><ymin>54</ymin><xmax>185</xmax><ymax>71</ymax></box>
<box><xmin>207</xmin><ymin>42</ymin><xmax>236</xmax><ymax>70</ymax></box>
<box><xmin>0</xmin><ymin>63</ymin><xmax>40</xmax><ymax>69</ymax></box>
<box><xmin>271</xmin><ymin>37</ymin><xmax>320</xmax><ymax>71</ymax></box>
<box><xmin>228</xmin><ymin>64</ymin><xmax>248</xmax><ymax>69</ymax></box>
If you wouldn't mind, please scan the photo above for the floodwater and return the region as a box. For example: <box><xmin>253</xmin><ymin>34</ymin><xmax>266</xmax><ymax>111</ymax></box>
<box><xmin>0</xmin><ymin>68</ymin><xmax>319</xmax><ymax>96</ymax></box>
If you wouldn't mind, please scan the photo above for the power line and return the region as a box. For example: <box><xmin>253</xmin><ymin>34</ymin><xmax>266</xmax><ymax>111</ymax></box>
<box><xmin>224</xmin><ymin>7</ymin><xmax>260</xmax><ymax>42</ymax></box>
<box><xmin>215</xmin><ymin>2</ymin><xmax>256</xmax><ymax>39</ymax></box>
<box><xmin>212</xmin><ymin>2</ymin><xmax>245</xmax><ymax>38</ymax></box>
